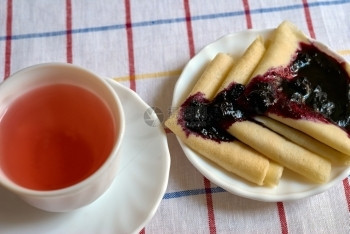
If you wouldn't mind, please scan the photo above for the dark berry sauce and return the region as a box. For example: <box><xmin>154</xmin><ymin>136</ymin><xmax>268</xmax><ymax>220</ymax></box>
<box><xmin>244</xmin><ymin>43</ymin><xmax>350</xmax><ymax>133</ymax></box>
<box><xmin>179</xmin><ymin>84</ymin><xmax>246</xmax><ymax>142</ymax></box>
<box><xmin>179</xmin><ymin>42</ymin><xmax>350</xmax><ymax>141</ymax></box>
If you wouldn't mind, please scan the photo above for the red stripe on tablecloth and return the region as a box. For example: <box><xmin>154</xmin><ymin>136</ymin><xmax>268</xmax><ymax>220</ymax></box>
<box><xmin>139</xmin><ymin>228</ymin><xmax>145</xmax><ymax>234</ymax></box>
<box><xmin>302</xmin><ymin>0</ymin><xmax>316</xmax><ymax>39</ymax></box>
<box><xmin>277</xmin><ymin>202</ymin><xmax>289</xmax><ymax>234</ymax></box>
<box><xmin>242</xmin><ymin>0</ymin><xmax>252</xmax><ymax>29</ymax></box>
<box><xmin>4</xmin><ymin>0</ymin><xmax>13</xmax><ymax>79</ymax></box>
<box><xmin>183</xmin><ymin>0</ymin><xmax>195</xmax><ymax>57</ymax></box>
<box><xmin>66</xmin><ymin>0</ymin><xmax>73</xmax><ymax>63</ymax></box>
<box><xmin>125</xmin><ymin>0</ymin><xmax>136</xmax><ymax>91</ymax></box>
<box><xmin>343</xmin><ymin>178</ymin><xmax>350</xmax><ymax>212</ymax></box>
<box><xmin>204</xmin><ymin>177</ymin><xmax>216</xmax><ymax>234</ymax></box>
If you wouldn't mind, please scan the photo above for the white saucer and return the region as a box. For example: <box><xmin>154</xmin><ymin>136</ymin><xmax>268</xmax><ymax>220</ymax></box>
<box><xmin>0</xmin><ymin>79</ymin><xmax>171</xmax><ymax>234</ymax></box>
<box><xmin>172</xmin><ymin>29</ymin><xmax>350</xmax><ymax>202</ymax></box>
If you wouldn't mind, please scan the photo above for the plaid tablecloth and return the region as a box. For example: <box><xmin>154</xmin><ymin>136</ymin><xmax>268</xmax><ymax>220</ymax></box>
<box><xmin>1</xmin><ymin>0</ymin><xmax>350</xmax><ymax>233</ymax></box>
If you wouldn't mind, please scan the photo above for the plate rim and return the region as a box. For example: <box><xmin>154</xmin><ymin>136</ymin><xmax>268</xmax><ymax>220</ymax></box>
<box><xmin>107</xmin><ymin>79</ymin><xmax>171</xmax><ymax>233</ymax></box>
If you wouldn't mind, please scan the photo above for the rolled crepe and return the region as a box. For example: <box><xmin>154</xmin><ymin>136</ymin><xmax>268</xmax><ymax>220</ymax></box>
<box><xmin>189</xmin><ymin>53</ymin><xmax>236</xmax><ymax>98</ymax></box>
<box><xmin>165</xmin><ymin>53</ymin><xmax>271</xmax><ymax>185</ymax></box>
<box><xmin>219</xmin><ymin>36</ymin><xmax>266</xmax><ymax>89</ymax></box>
<box><xmin>227</xmin><ymin>121</ymin><xmax>331</xmax><ymax>183</ymax></box>
<box><xmin>249</xmin><ymin>21</ymin><xmax>350</xmax><ymax>156</ymax></box>
<box><xmin>254</xmin><ymin>116</ymin><xmax>350</xmax><ymax>166</ymax></box>
<box><xmin>263</xmin><ymin>161</ymin><xmax>284</xmax><ymax>187</ymax></box>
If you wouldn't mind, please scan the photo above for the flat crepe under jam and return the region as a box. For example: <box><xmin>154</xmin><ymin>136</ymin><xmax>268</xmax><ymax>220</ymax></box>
<box><xmin>246</xmin><ymin>21</ymin><xmax>350</xmax><ymax>156</ymax></box>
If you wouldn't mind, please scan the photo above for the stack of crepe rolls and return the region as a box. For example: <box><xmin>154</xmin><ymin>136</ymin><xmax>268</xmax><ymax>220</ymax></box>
<box><xmin>166</xmin><ymin>21</ymin><xmax>350</xmax><ymax>187</ymax></box>
<box><xmin>214</xmin><ymin>34</ymin><xmax>331</xmax><ymax>183</ymax></box>
<box><xmin>166</xmin><ymin>40</ymin><xmax>284</xmax><ymax>187</ymax></box>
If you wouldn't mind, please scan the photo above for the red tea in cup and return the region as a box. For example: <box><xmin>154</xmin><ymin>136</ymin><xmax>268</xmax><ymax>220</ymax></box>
<box><xmin>0</xmin><ymin>83</ymin><xmax>117</xmax><ymax>191</ymax></box>
<box><xmin>0</xmin><ymin>63</ymin><xmax>124</xmax><ymax>212</ymax></box>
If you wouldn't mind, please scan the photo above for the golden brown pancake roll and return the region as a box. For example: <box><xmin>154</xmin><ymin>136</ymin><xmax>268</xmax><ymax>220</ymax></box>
<box><xmin>254</xmin><ymin>116</ymin><xmax>350</xmax><ymax>166</ymax></box>
<box><xmin>227</xmin><ymin>122</ymin><xmax>331</xmax><ymax>183</ymax></box>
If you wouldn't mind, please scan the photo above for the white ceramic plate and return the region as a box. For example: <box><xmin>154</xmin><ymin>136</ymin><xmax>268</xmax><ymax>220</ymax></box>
<box><xmin>0</xmin><ymin>79</ymin><xmax>170</xmax><ymax>234</ymax></box>
<box><xmin>172</xmin><ymin>29</ymin><xmax>350</xmax><ymax>202</ymax></box>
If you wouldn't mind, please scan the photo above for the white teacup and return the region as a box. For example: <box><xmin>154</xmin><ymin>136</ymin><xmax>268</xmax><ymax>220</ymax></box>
<box><xmin>0</xmin><ymin>63</ymin><xmax>125</xmax><ymax>212</ymax></box>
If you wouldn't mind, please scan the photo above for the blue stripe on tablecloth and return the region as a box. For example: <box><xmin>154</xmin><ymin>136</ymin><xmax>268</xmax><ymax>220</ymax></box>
<box><xmin>0</xmin><ymin>0</ymin><xmax>349</xmax><ymax>41</ymax></box>
<box><xmin>163</xmin><ymin>187</ymin><xmax>226</xmax><ymax>199</ymax></box>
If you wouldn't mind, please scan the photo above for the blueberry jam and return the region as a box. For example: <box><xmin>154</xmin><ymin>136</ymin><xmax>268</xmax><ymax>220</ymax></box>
<box><xmin>244</xmin><ymin>43</ymin><xmax>350</xmax><ymax>133</ymax></box>
<box><xmin>179</xmin><ymin>42</ymin><xmax>350</xmax><ymax>141</ymax></box>
<box><xmin>179</xmin><ymin>84</ymin><xmax>246</xmax><ymax>142</ymax></box>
